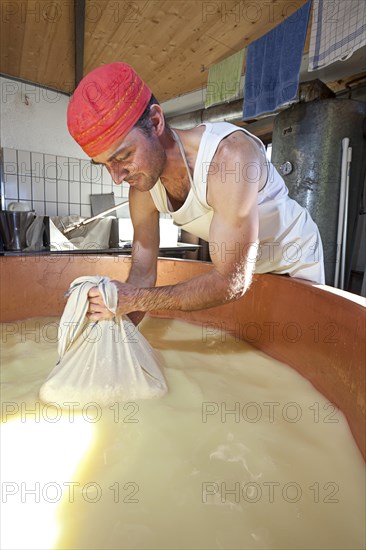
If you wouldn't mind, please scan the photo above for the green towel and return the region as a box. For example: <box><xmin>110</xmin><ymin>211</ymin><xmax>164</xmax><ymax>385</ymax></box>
<box><xmin>205</xmin><ymin>49</ymin><xmax>245</xmax><ymax>108</ymax></box>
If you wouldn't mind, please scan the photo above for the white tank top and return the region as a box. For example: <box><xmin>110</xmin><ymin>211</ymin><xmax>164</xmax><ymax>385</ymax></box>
<box><xmin>149</xmin><ymin>122</ymin><xmax>325</xmax><ymax>284</ymax></box>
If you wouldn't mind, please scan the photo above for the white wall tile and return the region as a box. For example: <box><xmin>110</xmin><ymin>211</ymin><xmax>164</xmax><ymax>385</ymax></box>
<box><xmin>17</xmin><ymin>150</ymin><xmax>31</xmax><ymax>175</ymax></box>
<box><xmin>57</xmin><ymin>203</ymin><xmax>69</xmax><ymax>217</ymax></box>
<box><xmin>81</xmin><ymin>204</ymin><xmax>91</xmax><ymax>217</ymax></box>
<box><xmin>33</xmin><ymin>201</ymin><xmax>45</xmax><ymax>215</ymax></box>
<box><xmin>44</xmin><ymin>154</ymin><xmax>58</xmax><ymax>179</ymax></box>
<box><xmin>116</xmin><ymin>203</ymin><xmax>131</xmax><ymax>218</ymax></box>
<box><xmin>90</xmin><ymin>163</ymin><xmax>102</xmax><ymax>184</ymax></box>
<box><xmin>81</xmin><ymin>160</ymin><xmax>92</xmax><ymax>183</ymax></box>
<box><xmin>103</xmin><ymin>184</ymin><xmax>114</xmax><ymax>195</ymax></box>
<box><xmin>69</xmin><ymin>181</ymin><xmax>80</xmax><ymax>203</ymax></box>
<box><xmin>102</xmin><ymin>167</ymin><xmax>112</xmax><ymax>185</ymax></box>
<box><xmin>114</xmin><ymin>185</ymin><xmax>122</xmax><ymax>198</ymax></box>
<box><xmin>30</xmin><ymin>152</ymin><xmax>44</xmax><ymax>183</ymax></box>
<box><xmin>122</xmin><ymin>186</ymin><xmax>129</xmax><ymax>198</ymax></box>
<box><xmin>3</xmin><ymin>160</ymin><xmax>18</xmax><ymax>174</ymax></box>
<box><xmin>57</xmin><ymin>156</ymin><xmax>69</xmax><ymax>181</ymax></box>
<box><xmin>69</xmin><ymin>159</ymin><xmax>81</xmax><ymax>181</ymax></box>
<box><xmin>45</xmin><ymin>202</ymin><xmax>57</xmax><ymax>216</ymax></box>
<box><xmin>32</xmin><ymin>179</ymin><xmax>44</xmax><ymax>201</ymax></box>
<box><xmin>80</xmin><ymin>182</ymin><xmax>91</xmax><ymax>204</ymax></box>
<box><xmin>69</xmin><ymin>203</ymin><xmax>81</xmax><ymax>216</ymax></box>
<box><xmin>3</xmin><ymin>147</ymin><xmax>17</xmax><ymax>164</ymax></box>
<box><xmin>57</xmin><ymin>181</ymin><xmax>69</xmax><ymax>203</ymax></box>
<box><xmin>19</xmin><ymin>176</ymin><xmax>32</xmax><ymax>200</ymax></box>
<box><xmin>4</xmin><ymin>174</ymin><xmax>18</xmax><ymax>198</ymax></box>
<box><xmin>91</xmin><ymin>183</ymin><xmax>102</xmax><ymax>195</ymax></box>
<box><xmin>45</xmin><ymin>179</ymin><xmax>57</xmax><ymax>201</ymax></box>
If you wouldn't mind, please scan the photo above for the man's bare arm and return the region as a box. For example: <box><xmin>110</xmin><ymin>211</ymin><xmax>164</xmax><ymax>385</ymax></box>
<box><xmin>113</xmin><ymin>133</ymin><xmax>264</xmax><ymax>315</ymax></box>
<box><xmin>125</xmin><ymin>187</ymin><xmax>160</xmax><ymax>324</ymax></box>
<box><xmin>87</xmin><ymin>186</ymin><xmax>160</xmax><ymax>323</ymax></box>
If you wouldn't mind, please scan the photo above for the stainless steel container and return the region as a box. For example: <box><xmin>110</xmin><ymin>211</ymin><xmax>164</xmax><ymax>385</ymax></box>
<box><xmin>0</xmin><ymin>211</ymin><xmax>35</xmax><ymax>251</ymax></box>
<box><xmin>271</xmin><ymin>99</ymin><xmax>366</xmax><ymax>286</ymax></box>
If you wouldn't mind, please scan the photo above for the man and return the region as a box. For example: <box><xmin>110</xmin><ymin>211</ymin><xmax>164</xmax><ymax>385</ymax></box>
<box><xmin>67</xmin><ymin>62</ymin><xmax>325</xmax><ymax>324</ymax></box>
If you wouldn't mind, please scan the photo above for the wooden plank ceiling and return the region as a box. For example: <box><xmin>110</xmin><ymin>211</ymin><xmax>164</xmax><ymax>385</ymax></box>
<box><xmin>1</xmin><ymin>0</ymin><xmax>309</xmax><ymax>101</ymax></box>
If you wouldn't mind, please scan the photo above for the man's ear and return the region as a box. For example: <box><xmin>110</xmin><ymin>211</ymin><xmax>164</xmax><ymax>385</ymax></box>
<box><xmin>149</xmin><ymin>104</ymin><xmax>165</xmax><ymax>137</ymax></box>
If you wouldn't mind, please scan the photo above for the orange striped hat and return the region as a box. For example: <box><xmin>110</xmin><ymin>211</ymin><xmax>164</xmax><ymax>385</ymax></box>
<box><xmin>67</xmin><ymin>62</ymin><xmax>152</xmax><ymax>157</ymax></box>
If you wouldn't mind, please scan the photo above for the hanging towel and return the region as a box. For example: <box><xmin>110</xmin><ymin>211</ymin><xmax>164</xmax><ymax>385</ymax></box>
<box><xmin>309</xmin><ymin>0</ymin><xmax>366</xmax><ymax>71</ymax></box>
<box><xmin>205</xmin><ymin>49</ymin><xmax>245</xmax><ymax>108</ymax></box>
<box><xmin>39</xmin><ymin>276</ymin><xmax>168</xmax><ymax>408</ymax></box>
<box><xmin>243</xmin><ymin>1</ymin><xmax>311</xmax><ymax>120</ymax></box>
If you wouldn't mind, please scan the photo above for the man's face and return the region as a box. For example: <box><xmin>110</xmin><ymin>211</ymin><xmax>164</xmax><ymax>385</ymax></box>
<box><xmin>92</xmin><ymin>127</ymin><xmax>166</xmax><ymax>192</ymax></box>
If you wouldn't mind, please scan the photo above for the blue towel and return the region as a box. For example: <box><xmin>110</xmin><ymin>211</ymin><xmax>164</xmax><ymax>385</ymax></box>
<box><xmin>243</xmin><ymin>1</ymin><xmax>311</xmax><ymax>120</ymax></box>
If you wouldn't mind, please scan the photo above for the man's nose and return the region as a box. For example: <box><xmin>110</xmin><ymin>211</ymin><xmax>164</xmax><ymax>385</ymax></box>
<box><xmin>107</xmin><ymin>163</ymin><xmax>128</xmax><ymax>185</ymax></box>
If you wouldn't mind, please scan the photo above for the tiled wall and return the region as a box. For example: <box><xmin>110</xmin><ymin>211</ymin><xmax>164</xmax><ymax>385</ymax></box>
<box><xmin>1</xmin><ymin>147</ymin><xmax>129</xmax><ymax>218</ymax></box>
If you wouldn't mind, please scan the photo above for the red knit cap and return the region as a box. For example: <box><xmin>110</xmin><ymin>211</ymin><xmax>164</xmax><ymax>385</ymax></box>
<box><xmin>67</xmin><ymin>62</ymin><xmax>152</xmax><ymax>157</ymax></box>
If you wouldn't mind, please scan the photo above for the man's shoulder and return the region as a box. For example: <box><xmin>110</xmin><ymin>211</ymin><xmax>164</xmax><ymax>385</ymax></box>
<box><xmin>215</xmin><ymin>130</ymin><xmax>260</xmax><ymax>161</ymax></box>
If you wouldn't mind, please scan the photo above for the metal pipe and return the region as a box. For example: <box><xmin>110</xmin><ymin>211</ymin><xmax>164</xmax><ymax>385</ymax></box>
<box><xmin>334</xmin><ymin>137</ymin><xmax>350</xmax><ymax>288</ymax></box>
<box><xmin>74</xmin><ymin>0</ymin><xmax>86</xmax><ymax>87</ymax></box>
<box><xmin>167</xmin><ymin>99</ymin><xmax>244</xmax><ymax>129</ymax></box>
<box><xmin>340</xmin><ymin>146</ymin><xmax>353</xmax><ymax>290</ymax></box>
<box><xmin>63</xmin><ymin>200</ymin><xmax>129</xmax><ymax>234</ymax></box>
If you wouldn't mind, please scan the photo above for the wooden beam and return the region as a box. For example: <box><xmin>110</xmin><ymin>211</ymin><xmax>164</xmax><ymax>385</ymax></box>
<box><xmin>75</xmin><ymin>0</ymin><xmax>86</xmax><ymax>87</ymax></box>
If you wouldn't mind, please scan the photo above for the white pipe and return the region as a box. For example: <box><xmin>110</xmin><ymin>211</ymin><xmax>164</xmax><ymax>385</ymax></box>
<box><xmin>334</xmin><ymin>138</ymin><xmax>350</xmax><ymax>288</ymax></box>
<box><xmin>340</xmin><ymin>146</ymin><xmax>353</xmax><ymax>290</ymax></box>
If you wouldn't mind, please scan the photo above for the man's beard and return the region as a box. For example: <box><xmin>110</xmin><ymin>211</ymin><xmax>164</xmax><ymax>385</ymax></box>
<box><xmin>133</xmin><ymin>137</ymin><xmax>167</xmax><ymax>191</ymax></box>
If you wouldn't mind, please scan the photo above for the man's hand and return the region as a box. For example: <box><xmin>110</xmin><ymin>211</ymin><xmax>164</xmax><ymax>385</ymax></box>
<box><xmin>87</xmin><ymin>281</ymin><xmax>139</xmax><ymax>321</ymax></box>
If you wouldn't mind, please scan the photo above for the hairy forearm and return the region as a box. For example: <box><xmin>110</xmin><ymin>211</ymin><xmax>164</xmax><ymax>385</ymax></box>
<box><xmin>128</xmin><ymin>263</ymin><xmax>253</xmax><ymax>314</ymax></box>
<box><xmin>125</xmin><ymin>260</ymin><xmax>157</xmax><ymax>324</ymax></box>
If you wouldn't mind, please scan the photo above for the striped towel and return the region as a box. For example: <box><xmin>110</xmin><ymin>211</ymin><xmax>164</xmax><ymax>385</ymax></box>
<box><xmin>309</xmin><ymin>0</ymin><xmax>366</xmax><ymax>71</ymax></box>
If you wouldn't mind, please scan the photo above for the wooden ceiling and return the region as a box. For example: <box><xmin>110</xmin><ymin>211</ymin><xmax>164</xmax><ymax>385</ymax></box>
<box><xmin>1</xmin><ymin>0</ymin><xmax>308</xmax><ymax>101</ymax></box>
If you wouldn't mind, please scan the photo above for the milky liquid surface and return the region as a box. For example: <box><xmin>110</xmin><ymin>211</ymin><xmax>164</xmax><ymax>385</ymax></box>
<box><xmin>0</xmin><ymin>316</ymin><xmax>365</xmax><ymax>550</ymax></box>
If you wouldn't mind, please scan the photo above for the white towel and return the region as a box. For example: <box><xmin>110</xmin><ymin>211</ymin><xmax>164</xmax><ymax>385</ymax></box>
<box><xmin>309</xmin><ymin>0</ymin><xmax>366</xmax><ymax>71</ymax></box>
<box><xmin>39</xmin><ymin>276</ymin><xmax>168</xmax><ymax>407</ymax></box>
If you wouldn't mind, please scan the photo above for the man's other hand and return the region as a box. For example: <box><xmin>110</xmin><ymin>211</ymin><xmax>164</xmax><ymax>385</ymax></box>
<box><xmin>87</xmin><ymin>281</ymin><xmax>139</xmax><ymax>320</ymax></box>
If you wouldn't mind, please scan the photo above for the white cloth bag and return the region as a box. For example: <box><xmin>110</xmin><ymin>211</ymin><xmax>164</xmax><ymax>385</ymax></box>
<box><xmin>39</xmin><ymin>276</ymin><xmax>167</xmax><ymax>407</ymax></box>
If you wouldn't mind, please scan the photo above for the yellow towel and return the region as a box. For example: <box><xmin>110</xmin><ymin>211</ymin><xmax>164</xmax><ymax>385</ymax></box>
<box><xmin>205</xmin><ymin>49</ymin><xmax>245</xmax><ymax>108</ymax></box>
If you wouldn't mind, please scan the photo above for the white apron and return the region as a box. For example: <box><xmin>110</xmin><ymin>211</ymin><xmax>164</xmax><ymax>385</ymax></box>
<box><xmin>150</xmin><ymin>122</ymin><xmax>325</xmax><ymax>284</ymax></box>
